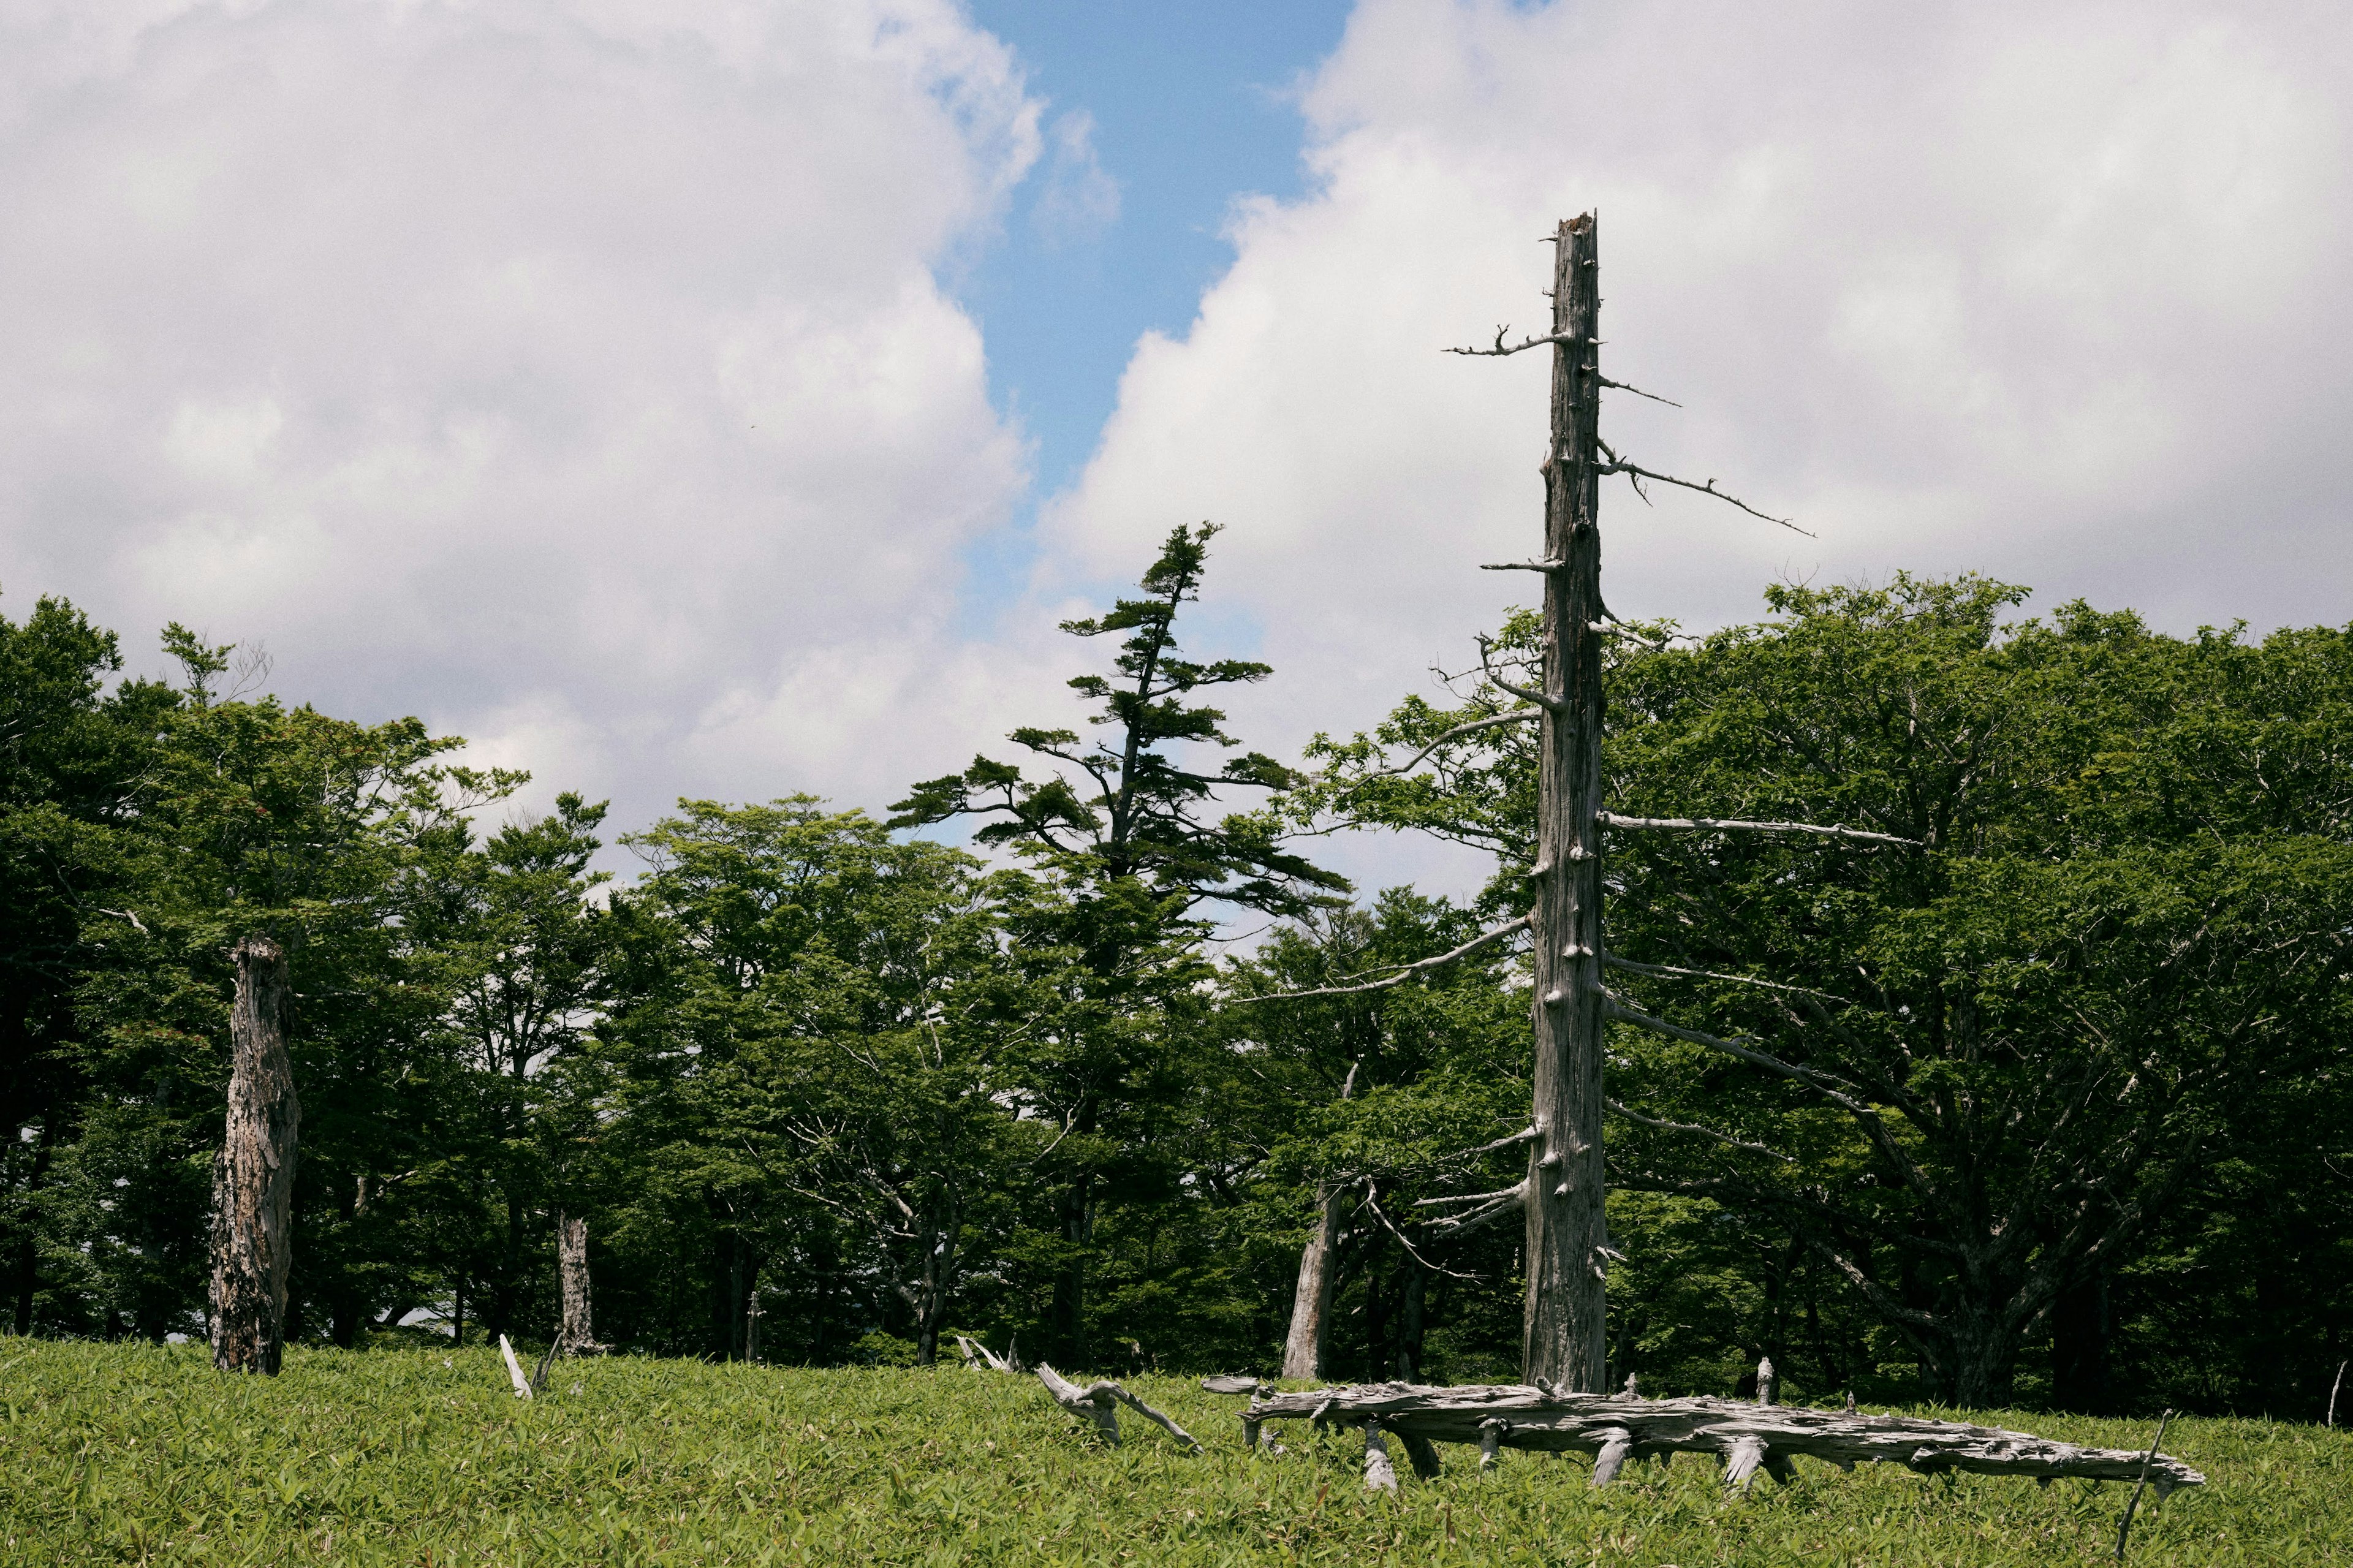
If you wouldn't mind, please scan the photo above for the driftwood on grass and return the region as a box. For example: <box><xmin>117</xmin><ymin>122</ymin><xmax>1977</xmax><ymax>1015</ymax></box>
<box><xmin>1201</xmin><ymin>1374</ymin><xmax>1262</xmax><ymax>1395</ymax></box>
<box><xmin>954</xmin><ymin>1335</ymin><xmax>1021</xmax><ymax>1373</ymax></box>
<box><xmin>1033</xmin><ymin>1363</ymin><xmax>1201</xmax><ymax>1450</ymax></box>
<box><xmin>498</xmin><ymin>1333</ymin><xmax>532</xmax><ymax>1399</ymax></box>
<box><xmin>1243</xmin><ymin>1377</ymin><xmax>2205</xmax><ymax>1496</ymax></box>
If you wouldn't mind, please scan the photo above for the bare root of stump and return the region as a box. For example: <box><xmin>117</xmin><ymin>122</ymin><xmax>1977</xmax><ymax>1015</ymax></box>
<box><xmin>1034</xmin><ymin>1363</ymin><xmax>1202</xmax><ymax>1451</ymax></box>
<box><xmin>1244</xmin><ymin>1381</ymin><xmax>2206</xmax><ymax>1494</ymax></box>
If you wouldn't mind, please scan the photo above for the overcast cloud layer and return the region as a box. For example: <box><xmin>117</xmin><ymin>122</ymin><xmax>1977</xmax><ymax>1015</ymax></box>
<box><xmin>3</xmin><ymin>1</ymin><xmax>2349</xmax><ymax>895</ymax></box>
<box><xmin>0</xmin><ymin>0</ymin><xmax>1067</xmax><ymax>826</ymax></box>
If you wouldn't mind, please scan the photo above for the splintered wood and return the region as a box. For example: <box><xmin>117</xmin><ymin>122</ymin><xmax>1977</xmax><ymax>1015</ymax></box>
<box><xmin>1243</xmin><ymin>1380</ymin><xmax>2206</xmax><ymax>1495</ymax></box>
<box><xmin>1033</xmin><ymin>1363</ymin><xmax>1202</xmax><ymax>1451</ymax></box>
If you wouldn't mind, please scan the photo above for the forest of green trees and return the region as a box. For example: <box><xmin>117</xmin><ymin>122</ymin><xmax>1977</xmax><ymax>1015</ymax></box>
<box><xmin>4</xmin><ymin>525</ymin><xmax>2349</xmax><ymax>1420</ymax></box>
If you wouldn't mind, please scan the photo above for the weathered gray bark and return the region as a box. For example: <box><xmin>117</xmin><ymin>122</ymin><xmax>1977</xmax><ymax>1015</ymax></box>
<box><xmin>1033</xmin><ymin>1363</ymin><xmax>1201</xmax><ymax>1450</ymax></box>
<box><xmin>210</xmin><ymin>936</ymin><xmax>299</xmax><ymax>1374</ymax></box>
<box><xmin>1362</xmin><ymin>1418</ymin><xmax>1400</xmax><ymax>1493</ymax></box>
<box><xmin>1281</xmin><ymin>1183</ymin><xmax>1347</xmax><ymax>1379</ymax></box>
<box><xmin>1281</xmin><ymin>1059</ymin><xmax>1362</xmax><ymax>1379</ymax></box>
<box><xmin>1523</xmin><ymin>211</ymin><xmax>1610</xmax><ymax>1390</ymax></box>
<box><xmin>1245</xmin><ymin>1381</ymin><xmax>2205</xmax><ymax>1495</ymax></box>
<box><xmin>556</xmin><ymin>1211</ymin><xmax>603</xmax><ymax>1355</ymax></box>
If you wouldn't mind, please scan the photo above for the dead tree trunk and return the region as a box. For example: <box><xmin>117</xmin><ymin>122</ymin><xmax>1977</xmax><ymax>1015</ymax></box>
<box><xmin>210</xmin><ymin>936</ymin><xmax>299</xmax><ymax>1374</ymax></box>
<box><xmin>1281</xmin><ymin>1060</ymin><xmax>1362</xmax><ymax>1379</ymax></box>
<box><xmin>1523</xmin><ymin>212</ymin><xmax>1610</xmax><ymax>1390</ymax></box>
<box><xmin>556</xmin><ymin>1212</ymin><xmax>602</xmax><ymax>1355</ymax></box>
<box><xmin>1281</xmin><ymin>1185</ymin><xmax>1345</xmax><ymax>1379</ymax></box>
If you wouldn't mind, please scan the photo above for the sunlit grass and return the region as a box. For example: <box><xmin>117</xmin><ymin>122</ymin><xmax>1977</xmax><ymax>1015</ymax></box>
<box><xmin>1</xmin><ymin>1338</ymin><xmax>2346</xmax><ymax>1564</ymax></box>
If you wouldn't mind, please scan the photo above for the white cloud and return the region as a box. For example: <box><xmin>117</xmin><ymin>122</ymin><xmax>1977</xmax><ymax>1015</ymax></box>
<box><xmin>1033</xmin><ymin>108</ymin><xmax>1120</xmax><ymax>248</ymax></box>
<box><xmin>1048</xmin><ymin>0</ymin><xmax>2353</xmax><ymax>868</ymax></box>
<box><xmin>0</xmin><ymin>0</ymin><xmax>1053</xmax><ymax>830</ymax></box>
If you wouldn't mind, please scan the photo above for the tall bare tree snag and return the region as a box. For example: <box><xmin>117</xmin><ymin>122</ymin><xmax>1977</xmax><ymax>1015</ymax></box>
<box><xmin>1521</xmin><ymin>211</ymin><xmax>1612</xmax><ymax>1392</ymax></box>
<box><xmin>1242</xmin><ymin>211</ymin><xmax>2207</xmax><ymax>1498</ymax></box>
<box><xmin>210</xmin><ymin>936</ymin><xmax>299</xmax><ymax>1374</ymax></box>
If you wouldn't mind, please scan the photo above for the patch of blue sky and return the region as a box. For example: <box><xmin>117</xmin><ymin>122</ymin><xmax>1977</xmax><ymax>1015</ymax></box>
<box><xmin>950</xmin><ymin>1</ymin><xmax>1355</xmax><ymax>636</ymax></box>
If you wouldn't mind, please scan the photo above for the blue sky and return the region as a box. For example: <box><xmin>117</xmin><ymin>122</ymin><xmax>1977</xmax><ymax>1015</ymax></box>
<box><xmin>964</xmin><ymin>2</ymin><xmax>1352</xmax><ymax>501</ymax></box>
<box><xmin>952</xmin><ymin>2</ymin><xmax>1356</xmax><ymax>639</ymax></box>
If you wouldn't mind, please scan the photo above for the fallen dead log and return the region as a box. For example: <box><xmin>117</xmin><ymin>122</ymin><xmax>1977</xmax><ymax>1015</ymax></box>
<box><xmin>1243</xmin><ymin>1379</ymin><xmax>2205</xmax><ymax>1495</ymax></box>
<box><xmin>1034</xmin><ymin>1363</ymin><xmax>1202</xmax><ymax>1451</ymax></box>
<box><xmin>1201</xmin><ymin>1374</ymin><xmax>1262</xmax><ymax>1395</ymax></box>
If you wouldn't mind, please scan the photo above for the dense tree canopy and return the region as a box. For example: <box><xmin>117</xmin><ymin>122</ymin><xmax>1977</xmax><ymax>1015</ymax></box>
<box><xmin>2</xmin><ymin>565</ymin><xmax>2347</xmax><ymax>1419</ymax></box>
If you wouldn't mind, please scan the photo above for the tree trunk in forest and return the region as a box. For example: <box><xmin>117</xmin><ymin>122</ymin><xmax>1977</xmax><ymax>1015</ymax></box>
<box><xmin>1949</xmin><ymin>1323</ymin><xmax>2019</xmax><ymax>1411</ymax></box>
<box><xmin>717</xmin><ymin>1233</ymin><xmax>760</xmax><ymax>1362</ymax></box>
<box><xmin>489</xmin><ymin>1192</ymin><xmax>523</xmax><ymax>1342</ymax></box>
<box><xmin>210</xmin><ymin>936</ymin><xmax>300</xmax><ymax>1374</ymax></box>
<box><xmin>12</xmin><ymin>1121</ymin><xmax>50</xmax><ymax>1335</ymax></box>
<box><xmin>1051</xmin><ymin>1175</ymin><xmax>1093</xmax><ymax>1368</ymax></box>
<box><xmin>1522</xmin><ymin>212</ymin><xmax>1611</xmax><ymax>1391</ymax></box>
<box><xmin>2048</xmin><ymin>1263</ymin><xmax>2109</xmax><ymax>1414</ymax></box>
<box><xmin>1281</xmin><ymin>1184</ymin><xmax>1347</xmax><ymax>1379</ymax></box>
<box><xmin>556</xmin><ymin>1211</ymin><xmax>599</xmax><ymax>1355</ymax></box>
<box><xmin>1395</xmin><ymin>1259</ymin><xmax>1427</xmax><ymax>1380</ymax></box>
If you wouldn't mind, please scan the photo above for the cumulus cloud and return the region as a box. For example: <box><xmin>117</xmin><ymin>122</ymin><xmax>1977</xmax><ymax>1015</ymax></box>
<box><xmin>0</xmin><ymin>0</ymin><xmax>1059</xmax><ymax>825</ymax></box>
<box><xmin>1048</xmin><ymin>0</ymin><xmax>2353</xmax><ymax>820</ymax></box>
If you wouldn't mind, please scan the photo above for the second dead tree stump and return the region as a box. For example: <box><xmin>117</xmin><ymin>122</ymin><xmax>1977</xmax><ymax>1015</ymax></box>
<box><xmin>210</xmin><ymin>936</ymin><xmax>300</xmax><ymax>1375</ymax></box>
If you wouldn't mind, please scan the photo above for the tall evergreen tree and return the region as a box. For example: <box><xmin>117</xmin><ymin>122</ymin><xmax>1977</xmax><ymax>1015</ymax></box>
<box><xmin>893</xmin><ymin>523</ymin><xmax>1346</xmax><ymax>1365</ymax></box>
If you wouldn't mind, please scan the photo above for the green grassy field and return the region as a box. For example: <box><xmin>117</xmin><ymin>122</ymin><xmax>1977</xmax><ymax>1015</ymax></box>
<box><xmin>2</xmin><ymin>1339</ymin><xmax>2347</xmax><ymax>1565</ymax></box>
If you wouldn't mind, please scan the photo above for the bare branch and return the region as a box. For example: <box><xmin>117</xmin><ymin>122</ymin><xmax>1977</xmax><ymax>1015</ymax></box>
<box><xmin>1605</xmin><ymin>1097</ymin><xmax>1791</xmax><ymax>1161</ymax></box>
<box><xmin>1477</xmin><ymin>635</ymin><xmax>1557</xmax><ymax>711</ymax></box>
<box><xmin>1593</xmin><ymin>461</ymin><xmax>1811</xmax><ymax>536</ymax></box>
<box><xmin>1420</xmin><ymin>1182</ymin><xmax>1527</xmax><ymax>1237</ymax></box>
<box><xmin>1232</xmin><ymin>915</ymin><xmax>1532</xmax><ymax>1004</ymax></box>
<box><xmin>1597</xmin><ymin>376</ymin><xmax>1680</xmax><ymax>407</ymax></box>
<box><xmin>1443</xmin><ymin>1125</ymin><xmax>1539</xmax><ymax>1162</ymax></box>
<box><xmin>1597</xmin><ymin>811</ymin><xmax>1920</xmax><ymax>847</ymax></box>
<box><xmin>1480</xmin><ymin>559</ymin><xmax>1564</xmax><ymax>573</ymax></box>
<box><xmin>1444</xmin><ymin>325</ymin><xmax>1589</xmax><ymax>358</ymax></box>
<box><xmin>1593</xmin><ymin>618</ymin><xmax>1671</xmax><ymax>654</ymax></box>
<box><xmin>1601</xmin><ymin>952</ymin><xmax>1854</xmax><ymax>1006</ymax></box>
<box><xmin>1339</xmin><ymin>708</ymin><xmax>1540</xmax><ymax>787</ymax></box>
<box><xmin>1604</xmin><ymin>996</ymin><xmax>1949</xmax><ymax>1209</ymax></box>
<box><xmin>1415</xmin><ymin>1184</ymin><xmax>1530</xmax><ymax>1208</ymax></box>
<box><xmin>1358</xmin><ymin>1178</ymin><xmax>1480</xmax><ymax>1280</ymax></box>
<box><xmin>1601</xmin><ymin>998</ymin><xmax>1877</xmax><ymax>1118</ymax></box>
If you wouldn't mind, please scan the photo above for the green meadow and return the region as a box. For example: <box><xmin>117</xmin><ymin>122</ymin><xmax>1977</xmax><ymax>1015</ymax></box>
<box><xmin>3</xmin><ymin>1341</ymin><xmax>2348</xmax><ymax>1566</ymax></box>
